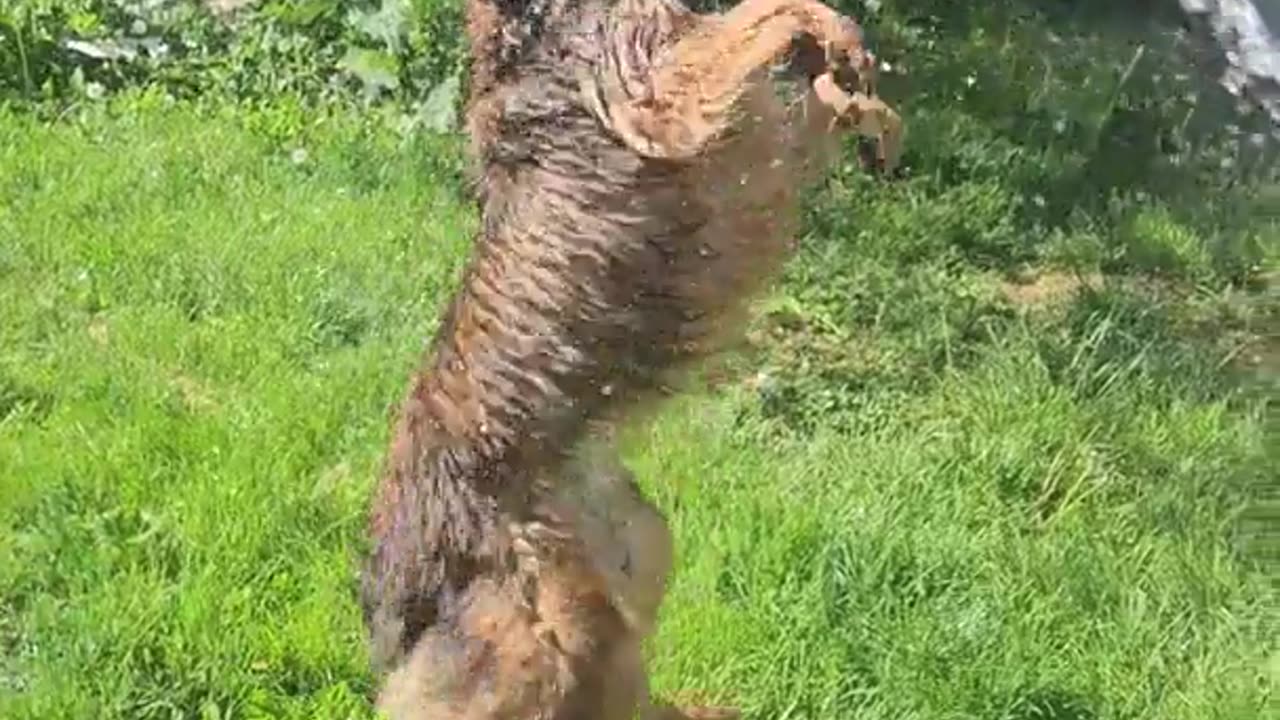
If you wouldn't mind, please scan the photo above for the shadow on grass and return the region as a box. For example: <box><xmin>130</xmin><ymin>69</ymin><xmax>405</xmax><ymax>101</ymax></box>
<box><xmin>740</xmin><ymin>265</ymin><xmax>1271</xmax><ymax>441</ymax></box>
<box><xmin>822</xmin><ymin>0</ymin><xmax>1278</xmax><ymax>272</ymax></box>
<box><xmin>1005</xmin><ymin>687</ymin><xmax>1097</xmax><ymax>720</ymax></box>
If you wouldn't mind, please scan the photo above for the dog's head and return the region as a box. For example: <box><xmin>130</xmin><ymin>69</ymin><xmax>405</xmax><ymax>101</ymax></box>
<box><xmin>470</xmin><ymin>0</ymin><xmax>568</xmax><ymax>78</ymax></box>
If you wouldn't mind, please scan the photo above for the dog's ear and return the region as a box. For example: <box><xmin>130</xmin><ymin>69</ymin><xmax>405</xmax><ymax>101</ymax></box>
<box><xmin>787</xmin><ymin>33</ymin><xmax>827</xmax><ymax>81</ymax></box>
<box><xmin>466</xmin><ymin>0</ymin><xmax>557</xmax><ymax>77</ymax></box>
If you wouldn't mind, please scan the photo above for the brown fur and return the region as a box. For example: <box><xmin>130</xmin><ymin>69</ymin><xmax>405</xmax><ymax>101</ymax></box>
<box><xmin>360</xmin><ymin>0</ymin><xmax>896</xmax><ymax>717</ymax></box>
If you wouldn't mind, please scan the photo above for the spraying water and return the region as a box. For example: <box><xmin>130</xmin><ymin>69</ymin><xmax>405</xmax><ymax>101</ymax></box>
<box><xmin>1181</xmin><ymin>0</ymin><xmax>1280</xmax><ymax>126</ymax></box>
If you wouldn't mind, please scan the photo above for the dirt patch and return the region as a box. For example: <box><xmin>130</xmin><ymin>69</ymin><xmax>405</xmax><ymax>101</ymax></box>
<box><xmin>205</xmin><ymin>0</ymin><xmax>257</xmax><ymax>17</ymax></box>
<box><xmin>1225</xmin><ymin>333</ymin><xmax>1280</xmax><ymax>378</ymax></box>
<box><xmin>171</xmin><ymin>374</ymin><xmax>218</xmax><ymax>413</ymax></box>
<box><xmin>998</xmin><ymin>270</ymin><xmax>1103</xmax><ymax>307</ymax></box>
<box><xmin>87</xmin><ymin>315</ymin><xmax>109</xmax><ymax>347</ymax></box>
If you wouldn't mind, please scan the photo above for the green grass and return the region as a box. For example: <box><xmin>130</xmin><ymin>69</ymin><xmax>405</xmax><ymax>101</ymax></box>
<box><xmin>0</xmin><ymin>98</ymin><xmax>473</xmax><ymax>718</ymax></box>
<box><xmin>0</xmin><ymin>4</ymin><xmax>1276</xmax><ymax>715</ymax></box>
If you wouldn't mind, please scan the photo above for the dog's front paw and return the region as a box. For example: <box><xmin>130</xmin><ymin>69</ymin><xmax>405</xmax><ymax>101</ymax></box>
<box><xmin>811</xmin><ymin>72</ymin><xmax>904</xmax><ymax>174</ymax></box>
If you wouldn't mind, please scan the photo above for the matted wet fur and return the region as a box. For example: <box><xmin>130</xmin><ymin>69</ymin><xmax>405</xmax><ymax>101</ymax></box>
<box><xmin>360</xmin><ymin>0</ymin><xmax>899</xmax><ymax>717</ymax></box>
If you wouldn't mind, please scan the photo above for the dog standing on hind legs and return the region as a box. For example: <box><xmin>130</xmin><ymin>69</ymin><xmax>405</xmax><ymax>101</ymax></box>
<box><xmin>359</xmin><ymin>0</ymin><xmax>903</xmax><ymax>717</ymax></box>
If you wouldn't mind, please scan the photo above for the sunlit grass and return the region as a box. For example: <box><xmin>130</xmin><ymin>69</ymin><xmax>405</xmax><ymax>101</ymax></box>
<box><xmin>0</xmin><ymin>84</ymin><xmax>1273</xmax><ymax>720</ymax></box>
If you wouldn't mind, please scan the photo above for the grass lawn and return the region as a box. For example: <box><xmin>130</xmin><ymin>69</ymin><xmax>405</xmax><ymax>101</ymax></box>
<box><xmin>0</xmin><ymin>8</ymin><xmax>1276</xmax><ymax>718</ymax></box>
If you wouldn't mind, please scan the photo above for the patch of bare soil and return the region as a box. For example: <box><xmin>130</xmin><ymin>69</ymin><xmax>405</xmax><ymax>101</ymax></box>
<box><xmin>1225</xmin><ymin>332</ymin><xmax>1280</xmax><ymax>378</ymax></box>
<box><xmin>998</xmin><ymin>270</ymin><xmax>1103</xmax><ymax>308</ymax></box>
<box><xmin>205</xmin><ymin>0</ymin><xmax>257</xmax><ymax>17</ymax></box>
<box><xmin>171</xmin><ymin>374</ymin><xmax>218</xmax><ymax>413</ymax></box>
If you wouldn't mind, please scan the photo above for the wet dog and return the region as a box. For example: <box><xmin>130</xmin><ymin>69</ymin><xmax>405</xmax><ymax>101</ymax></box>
<box><xmin>360</xmin><ymin>0</ymin><xmax>901</xmax><ymax>717</ymax></box>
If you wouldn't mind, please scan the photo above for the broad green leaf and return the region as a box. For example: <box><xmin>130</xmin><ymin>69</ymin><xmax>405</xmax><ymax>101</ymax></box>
<box><xmin>338</xmin><ymin>47</ymin><xmax>400</xmax><ymax>96</ymax></box>
<box><xmin>419</xmin><ymin>73</ymin><xmax>460</xmax><ymax>132</ymax></box>
<box><xmin>347</xmin><ymin>0</ymin><xmax>409</xmax><ymax>54</ymax></box>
